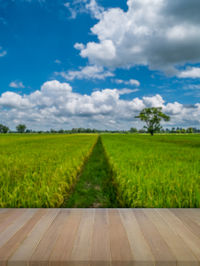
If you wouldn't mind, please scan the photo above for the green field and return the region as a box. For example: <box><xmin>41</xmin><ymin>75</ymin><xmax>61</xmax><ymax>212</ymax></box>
<box><xmin>0</xmin><ymin>133</ymin><xmax>200</xmax><ymax>207</ymax></box>
<box><xmin>102</xmin><ymin>134</ymin><xmax>200</xmax><ymax>208</ymax></box>
<box><xmin>0</xmin><ymin>134</ymin><xmax>97</xmax><ymax>207</ymax></box>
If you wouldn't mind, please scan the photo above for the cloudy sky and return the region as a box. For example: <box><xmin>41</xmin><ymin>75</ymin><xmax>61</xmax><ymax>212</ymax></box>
<box><xmin>0</xmin><ymin>0</ymin><xmax>200</xmax><ymax>130</ymax></box>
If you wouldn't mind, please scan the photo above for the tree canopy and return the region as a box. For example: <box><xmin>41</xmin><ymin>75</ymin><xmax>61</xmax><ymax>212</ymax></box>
<box><xmin>16</xmin><ymin>124</ymin><xmax>26</xmax><ymax>133</ymax></box>
<box><xmin>0</xmin><ymin>124</ymin><xmax>9</xmax><ymax>133</ymax></box>
<box><xmin>135</xmin><ymin>107</ymin><xmax>170</xmax><ymax>135</ymax></box>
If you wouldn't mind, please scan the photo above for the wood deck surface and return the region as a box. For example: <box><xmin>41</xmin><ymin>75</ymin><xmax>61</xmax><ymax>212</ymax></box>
<box><xmin>0</xmin><ymin>209</ymin><xmax>200</xmax><ymax>265</ymax></box>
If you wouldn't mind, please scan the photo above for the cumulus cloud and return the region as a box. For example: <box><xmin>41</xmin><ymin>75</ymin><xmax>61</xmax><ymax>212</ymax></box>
<box><xmin>114</xmin><ymin>79</ymin><xmax>140</xmax><ymax>86</ymax></box>
<box><xmin>0</xmin><ymin>80</ymin><xmax>200</xmax><ymax>130</ymax></box>
<box><xmin>178</xmin><ymin>67</ymin><xmax>200</xmax><ymax>78</ymax></box>
<box><xmin>0</xmin><ymin>92</ymin><xmax>30</xmax><ymax>108</ymax></box>
<box><xmin>75</xmin><ymin>0</ymin><xmax>200</xmax><ymax>76</ymax></box>
<box><xmin>55</xmin><ymin>65</ymin><xmax>114</xmax><ymax>80</ymax></box>
<box><xmin>9</xmin><ymin>81</ymin><xmax>25</xmax><ymax>88</ymax></box>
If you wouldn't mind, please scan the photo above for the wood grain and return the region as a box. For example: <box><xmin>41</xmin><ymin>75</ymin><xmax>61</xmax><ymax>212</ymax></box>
<box><xmin>145</xmin><ymin>209</ymin><xmax>199</xmax><ymax>266</ymax></box>
<box><xmin>134</xmin><ymin>209</ymin><xmax>176</xmax><ymax>266</ymax></box>
<box><xmin>91</xmin><ymin>209</ymin><xmax>111</xmax><ymax>266</ymax></box>
<box><xmin>108</xmin><ymin>209</ymin><xmax>133</xmax><ymax>266</ymax></box>
<box><xmin>0</xmin><ymin>209</ymin><xmax>199</xmax><ymax>266</ymax></box>
<box><xmin>70</xmin><ymin>209</ymin><xmax>95</xmax><ymax>266</ymax></box>
<box><xmin>119</xmin><ymin>209</ymin><xmax>154</xmax><ymax>266</ymax></box>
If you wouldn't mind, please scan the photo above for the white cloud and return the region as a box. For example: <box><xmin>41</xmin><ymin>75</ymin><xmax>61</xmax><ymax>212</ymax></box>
<box><xmin>186</xmin><ymin>84</ymin><xmax>200</xmax><ymax>90</ymax></box>
<box><xmin>85</xmin><ymin>0</ymin><xmax>104</xmax><ymax>19</ymax></box>
<box><xmin>74</xmin><ymin>43</ymin><xmax>85</xmax><ymax>50</ymax></box>
<box><xmin>114</xmin><ymin>79</ymin><xmax>140</xmax><ymax>86</ymax></box>
<box><xmin>178</xmin><ymin>67</ymin><xmax>200</xmax><ymax>78</ymax></box>
<box><xmin>55</xmin><ymin>65</ymin><xmax>114</xmax><ymax>80</ymax></box>
<box><xmin>0</xmin><ymin>47</ymin><xmax>7</xmax><ymax>57</ymax></box>
<box><xmin>0</xmin><ymin>80</ymin><xmax>200</xmax><ymax>130</ymax></box>
<box><xmin>143</xmin><ymin>94</ymin><xmax>165</xmax><ymax>107</ymax></box>
<box><xmin>117</xmin><ymin>88</ymin><xmax>139</xmax><ymax>94</ymax></box>
<box><xmin>0</xmin><ymin>92</ymin><xmax>30</xmax><ymax>108</ymax></box>
<box><xmin>54</xmin><ymin>59</ymin><xmax>61</xmax><ymax>64</ymax></box>
<box><xmin>76</xmin><ymin>0</ymin><xmax>200</xmax><ymax>75</ymax></box>
<box><xmin>9</xmin><ymin>81</ymin><xmax>25</xmax><ymax>89</ymax></box>
<box><xmin>64</xmin><ymin>2</ymin><xmax>77</xmax><ymax>19</ymax></box>
<box><xmin>64</xmin><ymin>0</ymin><xmax>104</xmax><ymax>20</ymax></box>
<box><xmin>129</xmin><ymin>79</ymin><xmax>140</xmax><ymax>86</ymax></box>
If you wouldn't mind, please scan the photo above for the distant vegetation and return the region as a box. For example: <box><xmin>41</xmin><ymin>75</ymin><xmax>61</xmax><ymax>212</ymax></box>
<box><xmin>0</xmin><ymin>124</ymin><xmax>9</xmax><ymax>133</ymax></box>
<box><xmin>0</xmin><ymin>124</ymin><xmax>199</xmax><ymax>134</ymax></box>
<box><xmin>0</xmin><ymin>107</ymin><xmax>199</xmax><ymax>134</ymax></box>
<box><xmin>16</xmin><ymin>124</ymin><xmax>26</xmax><ymax>133</ymax></box>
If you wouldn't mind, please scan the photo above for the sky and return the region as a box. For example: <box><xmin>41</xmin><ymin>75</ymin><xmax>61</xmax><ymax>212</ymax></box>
<box><xmin>0</xmin><ymin>0</ymin><xmax>200</xmax><ymax>130</ymax></box>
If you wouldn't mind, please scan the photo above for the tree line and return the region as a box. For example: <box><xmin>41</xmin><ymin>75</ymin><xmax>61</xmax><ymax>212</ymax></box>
<box><xmin>0</xmin><ymin>124</ymin><xmax>199</xmax><ymax>134</ymax></box>
<box><xmin>0</xmin><ymin>107</ymin><xmax>200</xmax><ymax>135</ymax></box>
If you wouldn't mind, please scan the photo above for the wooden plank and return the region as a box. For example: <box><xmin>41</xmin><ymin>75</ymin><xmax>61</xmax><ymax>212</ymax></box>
<box><xmin>0</xmin><ymin>209</ymin><xmax>27</xmax><ymax>234</ymax></box>
<box><xmin>49</xmin><ymin>209</ymin><xmax>82</xmax><ymax>266</ymax></box>
<box><xmin>119</xmin><ymin>209</ymin><xmax>154</xmax><ymax>266</ymax></box>
<box><xmin>8</xmin><ymin>209</ymin><xmax>60</xmax><ymax>266</ymax></box>
<box><xmin>170</xmin><ymin>209</ymin><xmax>200</xmax><ymax>239</ymax></box>
<box><xmin>134</xmin><ymin>209</ymin><xmax>176</xmax><ymax>266</ymax></box>
<box><xmin>0</xmin><ymin>209</ymin><xmax>199</xmax><ymax>265</ymax></box>
<box><xmin>145</xmin><ymin>209</ymin><xmax>199</xmax><ymax>266</ymax></box>
<box><xmin>108</xmin><ymin>209</ymin><xmax>133</xmax><ymax>266</ymax></box>
<box><xmin>0</xmin><ymin>210</ymin><xmax>7</xmax><ymax>213</ymax></box>
<box><xmin>90</xmin><ymin>209</ymin><xmax>111</xmax><ymax>266</ymax></box>
<box><xmin>0</xmin><ymin>209</ymin><xmax>9</xmax><ymax>215</ymax></box>
<box><xmin>0</xmin><ymin>210</ymin><xmax>15</xmax><ymax>225</ymax></box>
<box><xmin>184</xmin><ymin>209</ymin><xmax>200</xmax><ymax>226</ymax></box>
<box><xmin>70</xmin><ymin>209</ymin><xmax>95</xmax><ymax>266</ymax></box>
<box><xmin>29</xmin><ymin>209</ymin><xmax>70</xmax><ymax>266</ymax></box>
<box><xmin>0</xmin><ymin>209</ymin><xmax>36</xmax><ymax>249</ymax></box>
<box><xmin>157</xmin><ymin>209</ymin><xmax>200</xmax><ymax>261</ymax></box>
<box><xmin>0</xmin><ymin>209</ymin><xmax>46</xmax><ymax>266</ymax></box>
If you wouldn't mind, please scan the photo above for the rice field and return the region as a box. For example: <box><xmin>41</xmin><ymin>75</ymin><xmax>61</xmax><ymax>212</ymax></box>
<box><xmin>0</xmin><ymin>134</ymin><xmax>97</xmax><ymax>207</ymax></box>
<box><xmin>102</xmin><ymin>134</ymin><xmax>200</xmax><ymax>208</ymax></box>
<box><xmin>0</xmin><ymin>133</ymin><xmax>200</xmax><ymax>208</ymax></box>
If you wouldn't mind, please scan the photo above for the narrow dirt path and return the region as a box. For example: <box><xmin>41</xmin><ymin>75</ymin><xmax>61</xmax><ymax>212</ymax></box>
<box><xmin>65</xmin><ymin>136</ymin><xmax>118</xmax><ymax>208</ymax></box>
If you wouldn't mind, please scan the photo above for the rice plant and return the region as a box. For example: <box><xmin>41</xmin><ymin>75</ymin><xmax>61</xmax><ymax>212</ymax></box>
<box><xmin>0</xmin><ymin>134</ymin><xmax>97</xmax><ymax>207</ymax></box>
<box><xmin>101</xmin><ymin>134</ymin><xmax>200</xmax><ymax>207</ymax></box>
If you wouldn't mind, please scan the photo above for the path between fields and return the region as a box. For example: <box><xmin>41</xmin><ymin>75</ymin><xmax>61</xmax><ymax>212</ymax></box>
<box><xmin>64</xmin><ymin>136</ymin><xmax>118</xmax><ymax>208</ymax></box>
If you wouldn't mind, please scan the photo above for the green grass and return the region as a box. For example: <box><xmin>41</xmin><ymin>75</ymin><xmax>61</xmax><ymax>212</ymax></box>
<box><xmin>0</xmin><ymin>134</ymin><xmax>98</xmax><ymax>207</ymax></box>
<box><xmin>1</xmin><ymin>133</ymin><xmax>200</xmax><ymax>208</ymax></box>
<box><xmin>101</xmin><ymin>134</ymin><xmax>200</xmax><ymax>208</ymax></box>
<box><xmin>65</xmin><ymin>136</ymin><xmax>118</xmax><ymax>207</ymax></box>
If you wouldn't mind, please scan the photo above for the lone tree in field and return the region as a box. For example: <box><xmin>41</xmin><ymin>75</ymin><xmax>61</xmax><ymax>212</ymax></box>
<box><xmin>16</xmin><ymin>124</ymin><xmax>26</xmax><ymax>133</ymax></box>
<box><xmin>0</xmin><ymin>124</ymin><xmax>9</xmax><ymax>133</ymax></box>
<box><xmin>135</xmin><ymin>107</ymin><xmax>170</xmax><ymax>136</ymax></box>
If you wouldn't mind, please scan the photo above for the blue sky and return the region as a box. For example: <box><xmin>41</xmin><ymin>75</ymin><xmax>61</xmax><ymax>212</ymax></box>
<box><xmin>0</xmin><ymin>0</ymin><xmax>200</xmax><ymax>130</ymax></box>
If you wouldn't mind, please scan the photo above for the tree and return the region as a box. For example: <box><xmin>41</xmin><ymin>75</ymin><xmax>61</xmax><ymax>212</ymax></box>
<box><xmin>0</xmin><ymin>124</ymin><xmax>9</xmax><ymax>133</ymax></box>
<box><xmin>181</xmin><ymin>128</ymin><xmax>186</xmax><ymax>134</ymax></box>
<box><xmin>187</xmin><ymin>127</ymin><xmax>193</xmax><ymax>133</ymax></box>
<box><xmin>130</xmin><ymin>127</ymin><xmax>138</xmax><ymax>133</ymax></box>
<box><xmin>135</xmin><ymin>107</ymin><xmax>170</xmax><ymax>136</ymax></box>
<box><xmin>171</xmin><ymin>127</ymin><xmax>176</xmax><ymax>133</ymax></box>
<box><xmin>16</xmin><ymin>124</ymin><xmax>26</xmax><ymax>133</ymax></box>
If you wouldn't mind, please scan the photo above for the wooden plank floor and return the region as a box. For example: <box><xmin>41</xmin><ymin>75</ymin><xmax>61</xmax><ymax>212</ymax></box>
<box><xmin>0</xmin><ymin>209</ymin><xmax>200</xmax><ymax>265</ymax></box>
